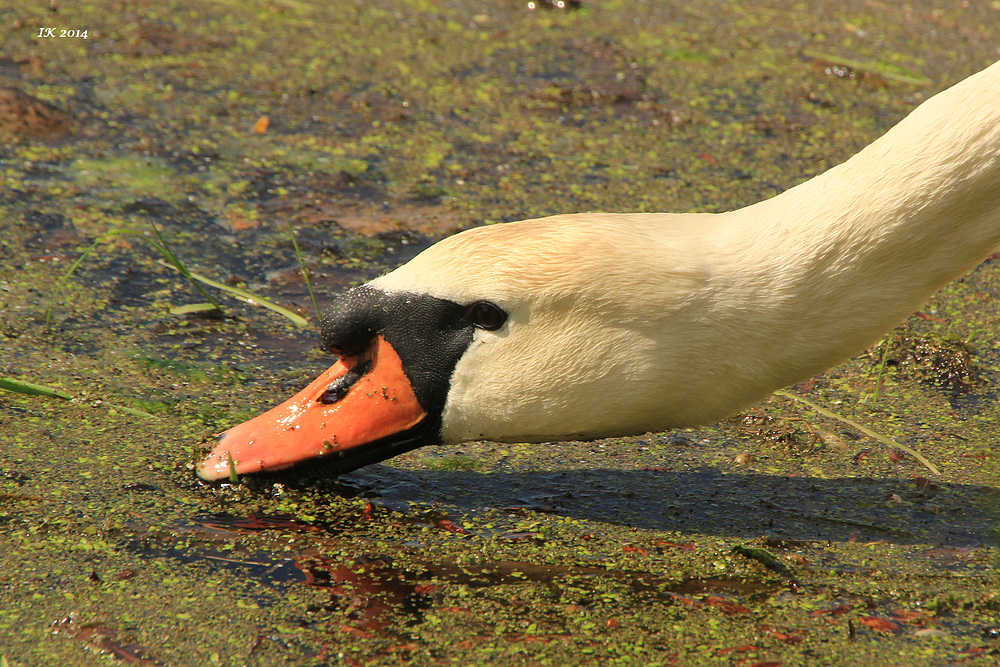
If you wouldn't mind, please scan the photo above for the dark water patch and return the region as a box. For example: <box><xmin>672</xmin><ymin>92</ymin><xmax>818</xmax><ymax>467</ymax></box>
<box><xmin>195</xmin><ymin>510</ymin><xmax>346</xmax><ymax>537</ymax></box>
<box><xmin>296</xmin><ymin>553</ymin><xmax>426</xmax><ymax>635</ymax></box>
<box><xmin>325</xmin><ymin>466</ymin><xmax>1000</xmax><ymax>548</ymax></box>
<box><xmin>22</xmin><ymin>210</ymin><xmax>79</xmax><ymax>252</ymax></box>
<box><xmin>145</xmin><ymin>323</ymin><xmax>321</xmax><ymax>370</ymax></box>
<box><xmin>123</xmin><ymin>537</ymin><xmax>307</xmax><ymax>590</ymax></box>
<box><xmin>119</xmin><ymin>196</ymin><xmax>180</xmax><ymax>217</ymax></box>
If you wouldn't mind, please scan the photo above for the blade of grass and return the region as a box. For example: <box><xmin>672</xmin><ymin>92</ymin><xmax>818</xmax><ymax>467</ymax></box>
<box><xmin>774</xmin><ymin>389</ymin><xmax>941</xmax><ymax>475</ymax></box>
<box><xmin>0</xmin><ymin>376</ymin><xmax>72</xmax><ymax>400</ymax></box>
<box><xmin>285</xmin><ymin>215</ymin><xmax>321</xmax><ymax>322</ymax></box>
<box><xmin>155</xmin><ymin>260</ymin><xmax>308</xmax><ymax>327</ymax></box>
<box><xmin>227</xmin><ymin>451</ymin><xmax>240</xmax><ymax>484</ymax></box>
<box><xmin>0</xmin><ymin>377</ymin><xmax>156</xmax><ymax>418</ymax></box>
<box><xmin>803</xmin><ymin>50</ymin><xmax>931</xmax><ymax>86</ymax></box>
<box><xmin>107</xmin><ymin>402</ymin><xmax>157</xmax><ymax>418</ymax></box>
<box><xmin>731</xmin><ymin>545</ymin><xmax>790</xmax><ymax>575</ymax></box>
<box><xmin>870</xmin><ymin>337</ymin><xmax>892</xmax><ymax>408</ymax></box>
<box><xmin>170</xmin><ymin>302</ymin><xmax>222</xmax><ymax>315</ymax></box>
<box><xmin>145</xmin><ymin>217</ymin><xmax>224</xmax><ymax>313</ymax></box>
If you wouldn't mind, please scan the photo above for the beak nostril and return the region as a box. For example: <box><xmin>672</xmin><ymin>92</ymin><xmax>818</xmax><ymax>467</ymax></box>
<box><xmin>319</xmin><ymin>378</ymin><xmax>352</xmax><ymax>404</ymax></box>
<box><xmin>318</xmin><ymin>359</ymin><xmax>371</xmax><ymax>404</ymax></box>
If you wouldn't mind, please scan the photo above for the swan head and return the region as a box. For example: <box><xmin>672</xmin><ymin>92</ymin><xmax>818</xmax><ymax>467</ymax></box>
<box><xmin>196</xmin><ymin>214</ymin><xmax>714</xmax><ymax>481</ymax></box>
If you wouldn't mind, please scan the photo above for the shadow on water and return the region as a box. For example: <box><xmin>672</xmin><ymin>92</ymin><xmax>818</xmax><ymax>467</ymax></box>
<box><xmin>326</xmin><ymin>465</ymin><xmax>1000</xmax><ymax>547</ymax></box>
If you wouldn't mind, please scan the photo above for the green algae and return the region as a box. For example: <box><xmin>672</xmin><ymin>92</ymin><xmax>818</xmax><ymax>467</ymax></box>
<box><xmin>2</xmin><ymin>0</ymin><xmax>1000</xmax><ymax>665</ymax></box>
<box><xmin>70</xmin><ymin>155</ymin><xmax>186</xmax><ymax>201</ymax></box>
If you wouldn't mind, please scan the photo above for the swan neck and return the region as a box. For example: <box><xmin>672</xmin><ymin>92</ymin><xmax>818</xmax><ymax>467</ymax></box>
<box><xmin>718</xmin><ymin>61</ymin><xmax>1000</xmax><ymax>388</ymax></box>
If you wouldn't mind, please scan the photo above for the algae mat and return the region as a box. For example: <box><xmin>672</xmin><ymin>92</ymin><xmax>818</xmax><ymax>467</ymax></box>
<box><xmin>1</xmin><ymin>1</ymin><xmax>999</xmax><ymax>664</ymax></box>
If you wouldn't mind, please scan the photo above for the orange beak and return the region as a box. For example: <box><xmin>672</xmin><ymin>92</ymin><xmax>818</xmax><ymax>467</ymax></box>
<box><xmin>196</xmin><ymin>335</ymin><xmax>426</xmax><ymax>481</ymax></box>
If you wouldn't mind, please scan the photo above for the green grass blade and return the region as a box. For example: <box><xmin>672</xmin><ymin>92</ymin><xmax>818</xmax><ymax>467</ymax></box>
<box><xmin>803</xmin><ymin>50</ymin><xmax>931</xmax><ymax>86</ymax></box>
<box><xmin>170</xmin><ymin>303</ymin><xmax>222</xmax><ymax>315</ymax></box>
<box><xmin>227</xmin><ymin>451</ymin><xmax>240</xmax><ymax>484</ymax></box>
<box><xmin>731</xmin><ymin>545</ymin><xmax>789</xmax><ymax>574</ymax></box>
<box><xmin>106</xmin><ymin>402</ymin><xmax>157</xmax><ymax>418</ymax></box>
<box><xmin>774</xmin><ymin>390</ymin><xmax>941</xmax><ymax>475</ymax></box>
<box><xmin>0</xmin><ymin>377</ymin><xmax>154</xmax><ymax>418</ymax></box>
<box><xmin>285</xmin><ymin>216</ymin><xmax>321</xmax><ymax>322</ymax></box>
<box><xmin>0</xmin><ymin>377</ymin><xmax>72</xmax><ymax>400</ymax></box>
<box><xmin>146</xmin><ymin>217</ymin><xmax>224</xmax><ymax>313</ymax></box>
<box><xmin>870</xmin><ymin>338</ymin><xmax>892</xmax><ymax>408</ymax></box>
<box><xmin>155</xmin><ymin>260</ymin><xmax>308</xmax><ymax>327</ymax></box>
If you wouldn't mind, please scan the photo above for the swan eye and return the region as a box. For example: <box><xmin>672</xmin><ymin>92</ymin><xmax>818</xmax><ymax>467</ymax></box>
<box><xmin>468</xmin><ymin>301</ymin><xmax>507</xmax><ymax>330</ymax></box>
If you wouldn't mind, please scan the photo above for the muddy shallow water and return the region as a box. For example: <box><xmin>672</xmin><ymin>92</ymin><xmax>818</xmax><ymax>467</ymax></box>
<box><xmin>1</xmin><ymin>1</ymin><xmax>999</xmax><ymax>665</ymax></box>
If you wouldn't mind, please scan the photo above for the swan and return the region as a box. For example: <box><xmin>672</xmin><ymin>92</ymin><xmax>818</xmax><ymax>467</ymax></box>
<box><xmin>197</xmin><ymin>59</ymin><xmax>1000</xmax><ymax>481</ymax></box>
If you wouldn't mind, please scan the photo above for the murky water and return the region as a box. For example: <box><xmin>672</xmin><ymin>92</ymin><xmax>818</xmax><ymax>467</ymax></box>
<box><xmin>2</xmin><ymin>1</ymin><xmax>999</xmax><ymax>664</ymax></box>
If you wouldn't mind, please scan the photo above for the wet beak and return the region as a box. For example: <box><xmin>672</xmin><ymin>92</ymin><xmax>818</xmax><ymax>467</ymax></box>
<box><xmin>196</xmin><ymin>336</ymin><xmax>426</xmax><ymax>481</ymax></box>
